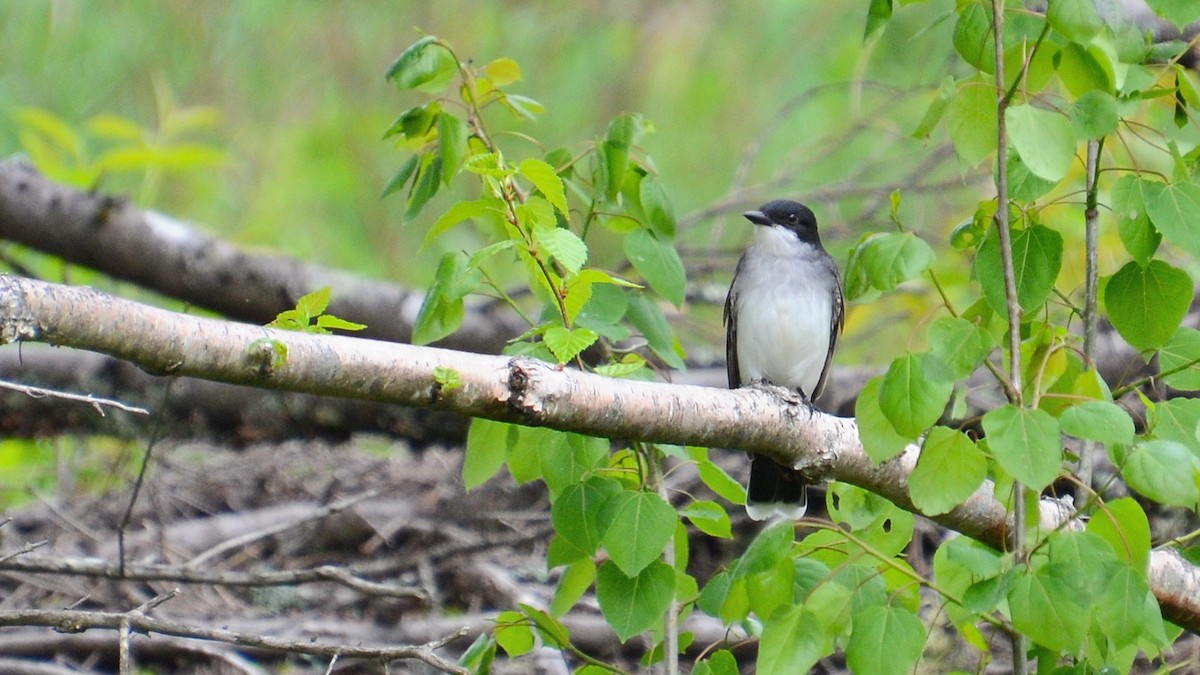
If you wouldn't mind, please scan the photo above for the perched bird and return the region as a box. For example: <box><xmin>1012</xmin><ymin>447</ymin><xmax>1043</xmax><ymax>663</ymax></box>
<box><xmin>724</xmin><ymin>200</ymin><xmax>845</xmax><ymax>520</ymax></box>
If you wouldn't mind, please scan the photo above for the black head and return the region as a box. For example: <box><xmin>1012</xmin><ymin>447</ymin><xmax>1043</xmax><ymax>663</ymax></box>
<box><xmin>744</xmin><ymin>200</ymin><xmax>821</xmax><ymax>246</ymax></box>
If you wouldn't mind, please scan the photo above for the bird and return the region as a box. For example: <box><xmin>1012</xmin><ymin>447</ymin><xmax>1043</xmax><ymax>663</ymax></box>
<box><xmin>724</xmin><ymin>199</ymin><xmax>845</xmax><ymax>520</ymax></box>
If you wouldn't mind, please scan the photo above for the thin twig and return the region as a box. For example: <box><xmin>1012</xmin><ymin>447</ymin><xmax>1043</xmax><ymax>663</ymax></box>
<box><xmin>0</xmin><ymin>608</ymin><xmax>471</xmax><ymax>674</ymax></box>
<box><xmin>0</xmin><ymin>378</ymin><xmax>149</xmax><ymax>416</ymax></box>
<box><xmin>0</xmin><ymin>539</ymin><xmax>48</xmax><ymax>563</ymax></box>
<box><xmin>186</xmin><ymin>490</ymin><xmax>379</xmax><ymax>567</ymax></box>
<box><xmin>0</xmin><ymin>553</ymin><xmax>425</xmax><ymax>599</ymax></box>
<box><xmin>1080</xmin><ymin>138</ymin><xmax>1103</xmax><ymax>506</ymax></box>
<box><xmin>118</xmin><ymin>377</ymin><xmax>176</xmax><ymax>576</ymax></box>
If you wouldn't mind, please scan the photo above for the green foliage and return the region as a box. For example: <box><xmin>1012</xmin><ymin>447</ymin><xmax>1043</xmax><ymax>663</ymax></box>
<box><xmin>266</xmin><ymin>286</ymin><xmax>367</xmax><ymax>335</ymax></box>
<box><xmin>374</xmin><ymin>0</ymin><xmax>1200</xmax><ymax>663</ymax></box>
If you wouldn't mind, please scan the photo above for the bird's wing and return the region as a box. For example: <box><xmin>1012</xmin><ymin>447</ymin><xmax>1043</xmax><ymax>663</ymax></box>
<box><xmin>724</xmin><ymin>258</ymin><xmax>743</xmax><ymax>388</ymax></box>
<box><xmin>811</xmin><ymin>261</ymin><xmax>845</xmax><ymax>400</ymax></box>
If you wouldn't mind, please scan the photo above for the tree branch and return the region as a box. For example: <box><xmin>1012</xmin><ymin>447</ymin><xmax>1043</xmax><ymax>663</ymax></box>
<box><xmin>2</xmin><ymin>273</ymin><xmax>1199</xmax><ymax>631</ymax></box>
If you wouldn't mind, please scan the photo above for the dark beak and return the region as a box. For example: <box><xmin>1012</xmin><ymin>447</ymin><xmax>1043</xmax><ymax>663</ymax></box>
<box><xmin>743</xmin><ymin>210</ymin><xmax>770</xmax><ymax>226</ymax></box>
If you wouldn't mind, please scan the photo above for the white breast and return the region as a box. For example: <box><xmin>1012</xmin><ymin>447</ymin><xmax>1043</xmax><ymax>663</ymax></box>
<box><xmin>732</xmin><ymin>226</ymin><xmax>835</xmax><ymax>397</ymax></box>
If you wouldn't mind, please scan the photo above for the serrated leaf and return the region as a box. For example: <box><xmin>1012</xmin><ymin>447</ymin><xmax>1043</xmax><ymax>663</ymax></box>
<box><xmin>422</xmin><ymin>199</ymin><xmax>489</xmax><ymax>249</ymax></box>
<box><xmin>406</xmin><ymin>154</ymin><xmax>442</xmax><ymax>219</ymax></box>
<box><xmin>519</xmin><ymin>158</ymin><xmax>568</xmax><ymax>215</ymax></box>
<box><xmin>382</xmin><ymin>155</ymin><xmax>419</xmax><ymax>199</ymax></box>
<box><xmin>1096</xmin><ymin>565</ymin><xmax>1162</xmax><ymax>648</ymax></box>
<box><xmin>757</xmin><ymin>606</ymin><xmax>828</xmax><ymax>675</ymax></box>
<box><xmin>737</xmin><ymin>521</ymin><xmax>794</xmax><ymax>578</ymax></box>
<box><xmin>600</xmin><ymin>491</ymin><xmax>677</xmax><ymax>577</ymax></box>
<box><xmin>845</xmin><ymin>604</ymin><xmax>926</xmax><ymax>675</ymax></box>
<box><xmin>543</xmin><ymin>325</ymin><xmax>598</xmax><ymax>364</ymax></box>
<box><xmin>624</xmin><ymin>228</ymin><xmax>686</xmax><ymax>307</ymax></box>
<box><xmin>385</xmin><ymin>36</ymin><xmax>458</xmax><ymax>93</ymax></box>
<box><xmin>953</xmin><ymin>2</ymin><xmax>996</xmax><ymax>74</ymax></box>
<box><xmin>315</xmin><ymin>315</ymin><xmax>366</xmax><ymax>332</ymax></box>
<box><xmin>878</xmin><ymin>353</ymin><xmax>954</xmax><ymax>438</ymax></box>
<box><xmin>910</xmin><ymin>426</ymin><xmax>987</xmax><ymax>515</ymax></box>
<box><xmin>1112</xmin><ymin>175</ymin><xmax>1162</xmax><ymax>265</ymax></box>
<box><xmin>295</xmin><ymin>286</ymin><xmax>331</xmax><ymax>318</ymax></box>
<box><xmin>595</xmin><ymin>560</ymin><xmax>675</xmax><ymax>641</ymax></box>
<box><xmin>1105</xmin><ymin>259</ymin><xmax>1192</xmax><ymax>351</ymax></box>
<box><xmin>1058</xmin><ymin>400</ymin><xmax>1135</xmax><ymax>445</ymax></box>
<box><xmin>1145</xmin><ymin>180</ymin><xmax>1200</xmax><ymax>259</ymax></box>
<box><xmin>536</xmin><ymin>227</ymin><xmax>588</xmax><ymax>275</ymax></box>
<box><xmin>1123</xmin><ymin>440</ymin><xmax>1200</xmax><ymax>506</ymax></box>
<box><xmin>982</xmin><ymin>404</ymin><xmax>1062</xmax><ymax>490</ymax></box>
<box><xmin>1145</xmin><ymin>0</ymin><xmax>1200</xmax><ymax>29</ymax></box>
<box><xmin>975</xmin><ymin>224</ymin><xmax>1063</xmax><ymax>316</ymax></box>
<box><xmin>1006</xmin><ymin>104</ymin><xmax>1076</xmax><ymax>182</ymax></box>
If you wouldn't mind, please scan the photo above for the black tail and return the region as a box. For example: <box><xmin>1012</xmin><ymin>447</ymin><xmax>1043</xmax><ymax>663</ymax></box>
<box><xmin>746</xmin><ymin>455</ymin><xmax>808</xmax><ymax>521</ymax></box>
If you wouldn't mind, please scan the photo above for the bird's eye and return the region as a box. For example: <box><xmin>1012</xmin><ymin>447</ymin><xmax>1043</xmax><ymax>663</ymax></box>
<box><xmin>787</xmin><ymin>213</ymin><xmax>798</xmax><ymax>224</ymax></box>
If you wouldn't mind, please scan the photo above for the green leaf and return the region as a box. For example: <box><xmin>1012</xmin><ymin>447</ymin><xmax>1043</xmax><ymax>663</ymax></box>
<box><xmin>1006</xmin><ymin>152</ymin><xmax>1057</xmax><ymax>202</ymax></box>
<box><xmin>1112</xmin><ymin>175</ymin><xmax>1162</xmax><ymax>265</ymax></box>
<box><xmin>1070</xmin><ymin>90</ymin><xmax>1119</xmax><ymax>140</ymax></box>
<box><xmin>639</xmin><ymin>174</ymin><xmax>676</xmax><ymax>239</ymax></box>
<box><xmin>1087</xmin><ymin>497</ymin><xmax>1151</xmax><ymax>571</ymax></box>
<box><xmin>437</xmin><ymin>113</ymin><xmax>468</xmax><ymax>184</ymax></box>
<box><xmin>624</xmin><ymin>229</ymin><xmax>686</xmax><ymax>307</ymax></box>
<box><xmin>696</xmin><ymin>458</ymin><xmax>746</xmax><ymax>505</ymax></box>
<box><xmin>1104</xmin><ymin>259</ymin><xmax>1192</xmax><ymax>351</ymax></box>
<box><xmin>856</xmin><ymin>376</ymin><xmax>914</xmax><ymax>463</ymax></box>
<box><xmin>1058</xmin><ymin>401</ymin><xmax>1135</xmax><ymax>445</ymax></box>
<box><xmin>757</xmin><ymin>606</ymin><xmax>828</xmax><ymax>675</ymax></box>
<box><xmin>1122</xmin><ymin>440</ymin><xmax>1200</xmax><ymax>507</ymax></box>
<box><xmin>845</xmin><ymin>604</ymin><xmax>926</xmax><ymax>675</ymax></box>
<box><xmin>382</xmin><ymin>155</ymin><xmax>419</xmax><ymax>199</ymax></box>
<box><xmin>975</xmin><ymin>224</ymin><xmax>1063</xmax><ymax>316</ymax></box>
<box><xmin>910</xmin><ymin>426</ymin><xmax>987</xmax><ymax>516</ymax></box>
<box><xmin>1145</xmin><ymin>180</ymin><xmax>1200</xmax><ymax>259</ymax></box>
<box><xmin>551</xmin><ymin>477</ymin><xmax>623</xmax><ymax>554</ymax></box>
<box><xmin>412</xmin><ymin>251</ymin><xmax>478</xmax><ymax>344</ymax></box>
<box><xmin>912</xmin><ymin>76</ymin><xmax>955</xmax><ymax>139</ymax></box>
<box><xmin>1046</xmin><ymin>0</ymin><xmax>1105</xmax><ymax>43</ymax></box>
<box><xmin>1096</xmin><ymin>565</ymin><xmax>1163</xmax><ymax>648</ymax></box>
<box><xmin>406</xmin><ymin>155</ymin><xmax>442</xmax><ymax>219</ymax></box>
<box><xmin>878</xmin><ymin>353</ymin><xmax>954</xmax><ymax>438</ymax></box>
<box><xmin>315</xmin><ymin>315</ymin><xmax>366</xmax><ymax>332</ymax></box>
<box><xmin>953</xmin><ymin>2</ymin><xmax>996</xmax><ymax>74</ymax></box>
<box><xmin>864</xmin><ymin>0</ymin><xmax>893</xmax><ymax>39</ymax></box>
<box><xmin>856</xmin><ymin>232</ymin><xmax>934</xmax><ymax>292</ymax></box>
<box><xmin>600</xmin><ymin>491</ymin><xmax>677</xmax><ymax>577</ymax></box>
<box><xmin>295</xmin><ymin>286</ymin><xmax>331</xmax><ymax>318</ymax></box>
<box><xmin>1057</xmin><ymin>42</ymin><xmax>1114</xmax><ymax>96</ymax></box>
<box><xmin>1160</xmin><ymin>327</ymin><xmax>1200</xmax><ymax>390</ymax></box>
<box><xmin>536</xmin><ymin>432</ymin><xmax>608</xmax><ymax>498</ymax></box>
<box><xmin>927</xmin><ymin>316</ymin><xmax>996</xmax><ymax>380</ymax></box>
<box><xmin>494</xmin><ymin>610</ymin><xmax>534</xmax><ymax>657</ymax></box>
<box><xmin>1149</xmin><ymin>397</ymin><xmax>1200</xmax><ymax>452</ymax></box>
<box><xmin>422</xmin><ymin>199</ymin><xmax>489</xmax><ymax>249</ymax></box>
<box><xmin>736</xmin><ymin>520</ymin><xmax>794</xmax><ymax>578</ymax></box>
<box><xmin>626</xmin><ymin>292</ymin><xmax>685</xmax><ymax>369</ymax></box>
<box><xmin>519</xmin><ymin>158</ymin><xmax>568</xmax><ymax>216</ymax></box>
<box><xmin>519</xmin><ymin>603</ymin><xmax>572</xmax><ymax>648</ymax></box>
<box><xmin>385</xmin><ymin>36</ymin><xmax>458</xmax><ymax>93</ymax></box>
<box><xmin>550</xmin><ymin>559</ymin><xmax>595</xmax><ymax>617</ymax></box>
<box><xmin>595</xmin><ymin>560</ymin><xmax>675</xmax><ymax>642</ymax></box>
<box><xmin>464</xmin><ymin>418</ymin><xmax>512</xmax><ymax>489</ymax></box>
<box><xmin>1006</xmin><ymin>104</ymin><xmax>1076</xmax><ymax>182</ymax></box>
<box><xmin>483</xmin><ymin>57</ymin><xmax>522</xmax><ymax>86</ymax></box>
<box><xmin>680</xmin><ymin>500</ymin><xmax>733</xmax><ymax>539</ymax></box>
<box><xmin>1145</xmin><ymin>0</ymin><xmax>1200</xmax><ymax>28</ymax></box>
<box><xmin>1008</xmin><ymin>565</ymin><xmax>1088</xmax><ymax>653</ymax></box>
<box><xmin>535</xmin><ymin>227</ymin><xmax>588</xmax><ymax>275</ymax></box>
<box><xmin>946</xmin><ymin>77</ymin><xmax>998</xmax><ymax>166</ymax></box>
<box><xmin>982</xmin><ymin>404</ymin><xmax>1062</xmax><ymax>490</ymax></box>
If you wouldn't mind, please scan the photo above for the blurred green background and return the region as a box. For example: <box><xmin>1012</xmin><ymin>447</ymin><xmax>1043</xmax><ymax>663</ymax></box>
<box><xmin>0</xmin><ymin>0</ymin><xmax>977</xmax><ymax>362</ymax></box>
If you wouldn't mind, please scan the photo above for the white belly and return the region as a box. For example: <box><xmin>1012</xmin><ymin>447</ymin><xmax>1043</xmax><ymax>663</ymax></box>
<box><xmin>735</xmin><ymin>282</ymin><xmax>831</xmax><ymax>395</ymax></box>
